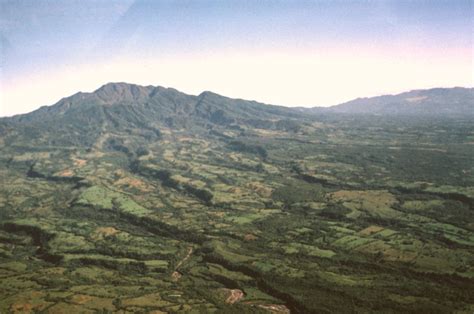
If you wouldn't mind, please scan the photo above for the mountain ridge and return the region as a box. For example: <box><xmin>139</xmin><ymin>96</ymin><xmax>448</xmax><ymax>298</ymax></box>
<box><xmin>0</xmin><ymin>82</ymin><xmax>310</xmax><ymax>148</ymax></box>
<box><xmin>6</xmin><ymin>82</ymin><xmax>304</xmax><ymax>122</ymax></box>
<box><xmin>3</xmin><ymin>83</ymin><xmax>473</xmax><ymax>121</ymax></box>
<box><xmin>322</xmin><ymin>86</ymin><xmax>474</xmax><ymax>115</ymax></box>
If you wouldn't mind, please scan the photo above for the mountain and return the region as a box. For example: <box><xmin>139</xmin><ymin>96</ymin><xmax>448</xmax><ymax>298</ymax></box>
<box><xmin>1</xmin><ymin>83</ymin><xmax>473</xmax><ymax>313</ymax></box>
<box><xmin>321</xmin><ymin>87</ymin><xmax>474</xmax><ymax>115</ymax></box>
<box><xmin>10</xmin><ymin>82</ymin><xmax>305</xmax><ymax>124</ymax></box>
<box><xmin>1</xmin><ymin>82</ymin><xmax>308</xmax><ymax>147</ymax></box>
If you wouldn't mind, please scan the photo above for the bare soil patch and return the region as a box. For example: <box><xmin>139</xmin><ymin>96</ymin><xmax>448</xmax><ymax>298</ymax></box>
<box><xmin>359</xmin><ymin>225</ymin><xmax>384</xmax><ymax>236</ymax></box>
<box><xmin>91</xmin><ymin>227</ymin><xmax>120</xmax><ymax>240</ymax></box>
<box><xmin>258</xmin><ymin>303</ymin><xmax>291</xmax><ymax>313</ymax></box>
<box><xmin>57</xmin><ymin>169</ymin><xmax>74</xmax><ymax>177</ymax></box>
<box><xmin>222</xmin><ymin>289</ymin><xmax>244</xmax><ymax>304</ymax></box>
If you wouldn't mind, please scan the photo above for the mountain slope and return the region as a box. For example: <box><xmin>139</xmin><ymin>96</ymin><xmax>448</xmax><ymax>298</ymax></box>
<box><xmin>1</xmin><ymin>82</ymin><xmax>309</xmax><ymax>147</ymax></box>
<box><xmin>324</xmin><ymin>87</ymin><xmax>474</xmax><ymax>115</ymax></box>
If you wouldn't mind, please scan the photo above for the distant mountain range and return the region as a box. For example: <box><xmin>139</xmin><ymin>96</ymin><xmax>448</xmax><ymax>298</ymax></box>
<box><xmin>320</xmin><ymin>87</ymin><xmax>474</xmax><ymax>115</ymax></box>
<box><xmin>2</xmin><ymin>85</ymin><xmax>473</xmax><ymax>132</ymax></box>
<box><xmin>2</xmin><ymin>83</ymin><xmax>471</xmax><ymax>148</ymax></box>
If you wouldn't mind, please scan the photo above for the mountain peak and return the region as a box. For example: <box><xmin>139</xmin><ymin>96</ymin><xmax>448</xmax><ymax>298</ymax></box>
<box><xmin>93</xmin><ymin>82</ymin><xmax>156</xmax><ymax>105</ymax></box>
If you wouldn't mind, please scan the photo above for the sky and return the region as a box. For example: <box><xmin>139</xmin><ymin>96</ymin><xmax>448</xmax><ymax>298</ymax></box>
<box><xmin>0</xmin><ymin>0</ymin><xmax>472</xmax><ymax>117</ymax></box>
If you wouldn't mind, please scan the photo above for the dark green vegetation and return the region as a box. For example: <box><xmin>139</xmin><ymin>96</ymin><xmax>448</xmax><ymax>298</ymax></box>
<box><xmin>0</xmin><ymin>83</ymin><xmax>473</xmax><ymax>313</ymax></box>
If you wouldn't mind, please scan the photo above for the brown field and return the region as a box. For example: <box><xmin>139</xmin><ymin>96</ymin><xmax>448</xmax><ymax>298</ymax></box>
<box><xmin>73</xmin><ymin>158</ymin><xmax>87</xmax><ymax>167</ymax></box>
<box><xmin>222</xmin><ymin>288</ymin><xmax>244</xmax><ymax>304</ymax></box>
<box><xmin>359</xmin><ymin>225</ymin><xmax>384</xmax><ymax>236</ymax></box>
<box><xmin>57</xmin><ymin>169</ymin><xmax>74</xmax><ymax>177</ymax></box>
<box><xmin>91</xmin><ymin>227</ymin><xmax>120</xmax><ymax>240</ymax></box>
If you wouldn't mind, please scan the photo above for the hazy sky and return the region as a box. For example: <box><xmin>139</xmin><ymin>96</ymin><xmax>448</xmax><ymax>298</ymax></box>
<box><xmin>0</xmin><ymin>0</ymin><xmax>472</xmax><ymax>116</ymax></box>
